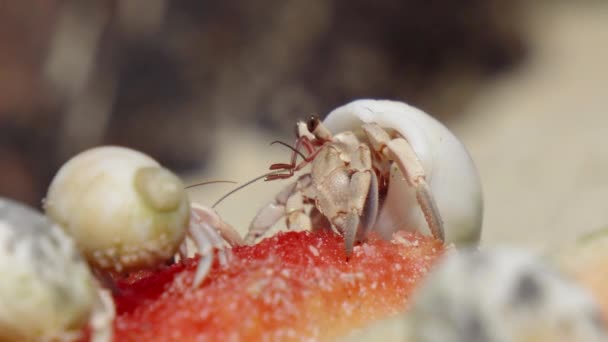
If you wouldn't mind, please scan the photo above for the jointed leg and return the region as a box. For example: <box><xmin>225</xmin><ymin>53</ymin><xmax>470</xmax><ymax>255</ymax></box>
<box><xmin>338</xmin><ymin>170</ymin><xmax>379</xmax><ymax>256</ymax></box>
<box><xmin>246</xmin><ymin>174</ymin><xmax>313</xmax><ymax>243</ymax></box>
<box><xmin>186</xmin><ymin>204</ymin><xmax>242</xmax><ymax>287</ymax></box>
<box><xmin>186</xmin><ymin>224</ymin><xmax>214</xmax><ymax>288</ymax></box>
<box><xmin>177</xmin><ymin>240</ymin><xmax>189</xmax><ymax>263</ymax></box>
<box><xmin>266</xmin><ymin>136</ymin><xmax>320</xmax><ymax>180</ymax></box>
<box><xmin>385</xmin><ymin>138</ymin><xmax>444</xmax><ymax>241</ymax></box>
<box><xmin>89</xmin><ymin>287</ymin><xmax>115</xmax><ymax>342</ymax></box>
<box><xmin>191</xmin><ymin>204</ymin><xmax>243</xmax><ymax>247</ymax></box>
<box><xmin>362</xmin><ymin>123</ymin><xmax>445</xmax><ymax>241</ymax></box>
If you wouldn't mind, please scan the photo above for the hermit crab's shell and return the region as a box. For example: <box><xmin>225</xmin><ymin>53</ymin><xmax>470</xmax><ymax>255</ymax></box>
<box><xmin>323</xmin><ymin>99</ymin><xmax>483</xmax><ymax>245</ymax></box>
<box><xmin>44</xmin><ymin>146</ymin><xmax>191</xmax><ymax>273</ymax></box>
<box><xmin>0</xmin><ymin>197</ymin><xmax>97</xmax><ymax>341</ymax></box>
<box><xmin>404</xmin><ymin>248</ymin><xmax>608</xmax><ymax>342</ymax></box>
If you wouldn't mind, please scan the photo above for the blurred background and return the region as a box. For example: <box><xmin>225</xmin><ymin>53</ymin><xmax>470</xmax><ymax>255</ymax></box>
<box><xmin>0</xmin><ymin>0</ymin><xmax>606</xmax><ymax>250</ymax></box>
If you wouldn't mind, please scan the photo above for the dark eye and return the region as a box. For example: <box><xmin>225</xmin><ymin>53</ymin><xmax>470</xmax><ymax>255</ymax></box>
<box><xmin>307</xmin><ymin>115</ymin><xmax>319</xmax><ymax>132</ymax></box>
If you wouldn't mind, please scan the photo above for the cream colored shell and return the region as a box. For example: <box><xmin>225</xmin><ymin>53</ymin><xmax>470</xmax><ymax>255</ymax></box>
<box><xmin>405</xmin><ymin>248</ymin><xmax>608</xmax><ymax>342</ymax></box>
<box><xmin>323</xmin><ymin>99</ymin><xmax>483</xmax><ymax>245</ymax></box>
<box><xmin>44</xmin><ymin>146</ymin><xmax>190</xmax><ymax>272</ymax></box>
<box><xmin>0</xmin><ymin>197</ymin><xmax>97</xmax><ymax>341</ymax></box>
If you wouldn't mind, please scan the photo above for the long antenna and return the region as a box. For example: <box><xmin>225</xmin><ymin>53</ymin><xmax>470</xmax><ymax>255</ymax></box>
<box><xmin>211</xmin><ymin>170</ymin><xmax>284</xmax><ymax>209</ymax></box>
<box><xmin>185</xmin><ymin>180</ymin><xmax>237</xmax><ymax>189</ymax></box>
<box><xmin>270</xmin><ymin>140</ymin><xmax>307</xmax><ymax>160</ymax></box>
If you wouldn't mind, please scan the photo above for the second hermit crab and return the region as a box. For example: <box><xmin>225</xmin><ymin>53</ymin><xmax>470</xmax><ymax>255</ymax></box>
<box><xmin>44</xmin><ymin>146</ymin><xmax>243</xmax><ymax>288</ymax></box>
<box><xmin>247</xmin><ymin>99</ymin><xmax>483</xmax><ymax>253</ymax></box>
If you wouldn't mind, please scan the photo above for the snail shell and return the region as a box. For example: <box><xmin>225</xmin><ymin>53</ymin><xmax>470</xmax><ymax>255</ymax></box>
<box><xmin>323</xmin><ymin>99</ymin><xmax>483</xmax><ymax>245</ymax></box>
<box><xmin>44</xmin><ymin>146</ymin><xmax>190</xmax><ymax>273</ymax></box>
<box><xmin>405</xmin><ymin>248</ymin><xmax>608</xmax><ymax>341</ymax></box>
<box><xmin>0</xmin><ymin>197</ymin><xmax>98</xmax><ymax>341</ymax></box>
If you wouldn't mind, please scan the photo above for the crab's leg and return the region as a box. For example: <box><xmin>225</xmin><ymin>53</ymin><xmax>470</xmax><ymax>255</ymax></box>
<box><xmin>191</xmin><ymin>203</ymin><xmax>244</xmax><ymax>247</ymax></box>
<box><xmin>187</xmin><ymin>205</ymin><xmax>242</xmax><ymax>287</ymax></box>
<box><xmin>386</xmin><ymin>139</ymin><xmax>444</xmax><ymax>241</ymax></box>
<box><xmin>187</xmin><ymin>214</ymin><xmax>231</xmax><ymax>288</ymax></box>
<box><xmin>177</xmin><ymin>240</ymin><xmax>189</xmax><ymax>262</ymax></box>
<box><xmin>246</xmin><ymin>174</ymin><xmax>313</xmax><ymax>244</ymax></box>
<box><xmin>187</xmin><ymin>224</ymin><xmax>214</xmax><ymax>287</ymax></box>
<box><xmin>340</xmin><ymin>169</ymin><xmax>379</xmax><ymax>255</ymax></box>
<box><xmin>267</xmin><ymin>136</ymin><xmax>317</xmax><ymax>180</ymax></box>
<box><xmin>362</xmin><ymin>123</ymin><xmax>445</xmax><ymax>241</ymax></box>
<box><xmin>89</xmin><ymin>287</ymin><xmax>115</xmax><ymax>342</ymax></box>
<box><xmin>359</xmin><ymin>169</ymin><xmax>380</xmax><ymax>241</ymax></box>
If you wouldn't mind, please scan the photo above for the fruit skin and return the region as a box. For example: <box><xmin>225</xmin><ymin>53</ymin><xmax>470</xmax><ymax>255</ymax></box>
<box><xmin>112</xmin><ymin>230</ymin><xmax>445</xmax><ymax>341</ymax></box>
<box><xmin>343</xmin><ymin>247</ymin><xmax>608</xmax><ymax>342</ymax></box>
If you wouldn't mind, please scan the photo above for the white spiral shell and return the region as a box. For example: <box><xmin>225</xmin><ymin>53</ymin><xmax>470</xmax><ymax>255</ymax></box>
<box><xmin>323</xmin><ymin>99</ymin><xmax>483</xmax><ymax>245</ymax></box>
<box><xmin>0</xmin><ymin>197</ymin><xmax>98</xmax><ymax>341</ymax></box>
<box><xmin>405</xmin><ymin>248</ymin><xmax>607</xmax><ymax>341</ymax></box>
<box><xmin>44</xmin><ymin>146</ymin><xmax>190</xmax><ymax>272</ymax></box>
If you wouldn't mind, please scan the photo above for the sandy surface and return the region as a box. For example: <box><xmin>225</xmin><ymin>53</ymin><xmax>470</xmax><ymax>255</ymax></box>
<box><xmin>186</xmin><ymin>2</ymin><xmax>608</xmax><ymax>253</ymax></box>
<box><xmin>458</xmin><ymin>1</ymin><xmax>608</xmax><ymax>249</ymax></box>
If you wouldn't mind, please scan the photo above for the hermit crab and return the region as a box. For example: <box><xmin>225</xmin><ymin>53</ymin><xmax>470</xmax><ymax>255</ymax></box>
<box><xmin>0</xmin><ymin>197</ymin><xmax>114</xmax><ymax>342</ymax></box>
<box><xmin>248</xmin><ymin>99</ymin><xmax>483</xmax><ymax>253</ymax></box>
<box><xmin>44</xmin><ymin>146</ymin><xmax>242</xmax><ymax>288</ymax></box>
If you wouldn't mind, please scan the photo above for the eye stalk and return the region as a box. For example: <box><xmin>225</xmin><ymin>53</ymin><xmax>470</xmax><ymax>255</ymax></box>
<box><xmin>307</xmin><ymin>115</ymin><xmax>333</xmax><ymax>141</ymax></box>
<box><xmin>296</xmin><ymin>115</ymin><xmax>323</xmax><ymax>140</ymax></box>
<box><xmin>307</xmin><ymin>115</ymin><xmax>320</xmax><ymax>133</ymax></box>
<box><xmin>295</xmin><ymin>115</ymin><xmax>332</xmax><ymax>141</ymax></box>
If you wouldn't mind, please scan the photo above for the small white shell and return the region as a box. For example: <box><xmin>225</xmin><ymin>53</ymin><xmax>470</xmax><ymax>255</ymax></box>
<box><xmin>404</xmin><ymin>248</ymin><xmax>607</xmax><ymax>342</ymax></box>
<box><xmin>0</xmin><ymin>197</ymin><xmax>98</xmax><ymax>341</ymax></box>
<box><xmin>323</xmin><ymin>99</ymin><xmax>483</xmax><ymax>245</ymax></box>
<box><xmin>44</xmin><ymin>146</ymin><xmax>190</xmax><ymax>272</ymax></box>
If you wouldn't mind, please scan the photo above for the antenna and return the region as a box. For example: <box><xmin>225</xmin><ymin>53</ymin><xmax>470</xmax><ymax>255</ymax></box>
<box><xmin>270</xmin><ymin>140</ymin><xmax>307</xmax><ymax>160</ymax></box>
<box><xmin>207</xmin><ymin>141</ymin><xmax>308</xmax><ymax>209</ymax></box>
<box><xmin>211</xmin><ymin>170</ymin><xmax>284</xmax><ymax>209</ymax></box>
<box><xmin>185</xmin><ymin>180</ymin><xmax>237</xmax><ymax>190</ymax></box>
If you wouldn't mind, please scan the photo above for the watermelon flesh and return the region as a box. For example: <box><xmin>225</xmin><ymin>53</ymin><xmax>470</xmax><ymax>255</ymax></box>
<box><xmin>111</xmin><ymin>231</ymin><xmax>444</xmax><ymax>341</ymax></box>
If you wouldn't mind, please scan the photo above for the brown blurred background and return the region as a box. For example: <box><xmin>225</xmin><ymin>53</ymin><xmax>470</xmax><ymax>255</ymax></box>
<box><xmin>1</xmin><ymin>1</ymin><xmax>606</xmax><ymax>250</ymax></box>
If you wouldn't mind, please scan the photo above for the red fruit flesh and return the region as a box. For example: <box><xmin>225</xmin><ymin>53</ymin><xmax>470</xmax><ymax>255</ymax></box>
<box><xmin>112</xmin><ymin>231</ymin><xmax>444</xmax><ymax>341</ymax></box>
